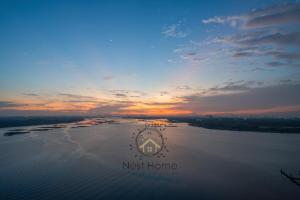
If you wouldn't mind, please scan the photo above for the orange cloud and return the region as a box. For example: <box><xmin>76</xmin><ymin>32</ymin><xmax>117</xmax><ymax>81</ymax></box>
<box><xmin>113</xmin><ymin>109</ymin><xmax>192</xmax><ymax>116</ymax></box>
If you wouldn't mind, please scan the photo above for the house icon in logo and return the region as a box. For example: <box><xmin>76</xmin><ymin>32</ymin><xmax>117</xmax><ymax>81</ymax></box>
<box><xmin>139</xmin><ymin>138</ymin><xmax>161</xmax><ymax>154</ymax></box>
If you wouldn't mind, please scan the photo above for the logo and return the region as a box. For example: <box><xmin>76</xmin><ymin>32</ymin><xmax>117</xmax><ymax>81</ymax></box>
<box><xmin>136</xmin><ymin>126</ymin><xmax>164</xmax><ymax>156</ymax></box>
<box><xmin>123</xmin><ymin>119</ymin><xmax>178</xmax><ymax>171</ymax></box>
<box><xmin>130</xmin><ymin>120</ymin><xmax>169</xmax><ymax>159</ymax></box>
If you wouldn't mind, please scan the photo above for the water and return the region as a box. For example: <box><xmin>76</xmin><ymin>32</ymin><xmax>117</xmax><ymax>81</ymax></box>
<box><xmin>0</xmin><ymin>118</ymin><xmax>299</xmax><ymax>199</ymax></box>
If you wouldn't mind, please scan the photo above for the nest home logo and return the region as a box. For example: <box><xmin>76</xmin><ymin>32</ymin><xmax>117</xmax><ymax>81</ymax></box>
<box><xmin>139</xmin><ymin>138</ymin><xmax>161</xmax><ymax>155</ymax></box>
<box><xmin>136</xmin><ymin>125</ymin><xmax>165</xmax><ymax>157</ymax></box>
<box><xmin>123</xmin><ymin>120</ymin><xmax>178</xmax><ymax>171</ymax></box>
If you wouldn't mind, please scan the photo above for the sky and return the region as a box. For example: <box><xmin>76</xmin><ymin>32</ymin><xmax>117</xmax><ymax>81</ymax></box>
<box><xmin>0</xmin><ymin>0</ymin><xmax>300</xmax><ymax>117</ymax></box>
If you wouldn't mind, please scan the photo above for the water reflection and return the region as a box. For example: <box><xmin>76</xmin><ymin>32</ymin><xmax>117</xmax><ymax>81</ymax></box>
<box><xmin>0</xmin><ymin>118</ymin><xmax>300</xmax><ymax>199</ymax></box>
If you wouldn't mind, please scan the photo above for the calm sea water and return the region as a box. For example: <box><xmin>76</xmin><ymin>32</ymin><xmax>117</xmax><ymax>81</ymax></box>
<box><xmin>0</xmin><ymin>118</ymin><xmax>299</xmax><ymax>199</ymax></box>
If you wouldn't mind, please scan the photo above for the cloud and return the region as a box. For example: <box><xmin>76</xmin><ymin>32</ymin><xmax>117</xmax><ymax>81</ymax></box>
<box><xmin>113</xmin><ymin>93</ymin><xmax>127</xmax><ymax>98</ymax></box>
<box><xmin>222</xmin><ymin>31</ymin><xmax>300</xmax><ymax>66</ymax></box>
<box><xmin>202</xmin><ymin>16</ymin><xmax>225</xmax><ymax>24</ymax></box>
<box><xmin>206</xmin><ymin>19</ymin><xmax>300</xmax><ymax>66</ymax></box>
<box><xmin>279</xmin><ymin>79</ymin><xmax>293</xmax><ymax>84</ymax></box>
<box><xmin>108</xmin><ymin>89</ymin><xmax>146</xmax><ymax>98</ymax></box>
<box><xmin>206</xmin><ymin>80</ymin><xmax>264</xmax><ymax>94</ymax></box>
<box><xmin>265</xmin><ymin>61</ymin><xmax>286</xmax><ymax>67</ymax></box>
<box><xmin>176</xmin><ymin>85</ymin><xmax>192</xmax><ymax>90</ymax></box>
<box><xmin>180</xmin><ymin>52</ymin><xmax>206</xmax><ymax>62</ymax></box>
<box><xmin>250</xmin><ymin>67</ymin><xmax>266</xmax><ymax>72</ymax></box>
<box><xmin>0</xmin><ymin>101</ymin><xmax>27</xmax><ymax>108</ymax></box>
<box><xmin>233</xmin><ymin>51</ymin><xmax>255</xmax><ymax>58</ymax></box>
<box><xmin>265</xmin><ymin>60</ymin><xmax>300</xmax><ymax>67</ymax></box>
<box><xmin>89</xmin><ymin>104</ymin><xmax>129</xmax><ymax>115</ymax></box>
<box><xmin>102</xmin><ymin>75</ymin><xmax>115</xmax><ymax>80</ymax></box>
<box><xmin>160</xmin><ymin>91</ymin><xmax>168</xmax><ymax>96</ymax></box>
<box><xmin>58</xmin><ymin>93</ymin><xmax>98</xmax><ymax>100</ymax></box>
<box><xmin>176</xmin><ymin>83</ymin><xmax>300</xmax><ymax>115</ymax></box>
<box><xmin>2</xmin><ymin>82</ymin><xmax>300</xmax><ymax>116</ymax></box>
<box><xmin>266</xmin><ymin>50</ymin><xmax>300</xmax><ymax>61</ymax></box>
<box><xmin>202</xmin><ymin>15</ymin><xmax>244</xmax><ymax>27</ymax></box>
<box><xmin>246</xmin><ymin>3</ymin><xmax>300</xmax><ymax>28</ymax></box>
<box><xmin>232</xmin><ymin>32</ymin><xmax>300</xmax><ymax>46</ymax></box>
<box><xmin>56</xmin><ymin>93</ymin><xmax>105</xmax><ymax>106</ymax></box>
<box><xmin>23</xmin><ymin>93</ymin><xmax>39</xmax><ymax>97</ymax></box>
<box><xmin>162</xmin><ymin>23</ymin><xmax>189</xmax><ymax>38</ymax></box>
<box><xmin>202</xmin><ymin>3</ymin><xmax>300</xmax><ymax>29</ymax></box>
<box><xmin>63</xmin><ymin>100</ymin><xmax>99</xmax><ymax>103</ymax></box>
<box><xmin>200</xmin><ymin>2</ymin><xmax>300</xmax><ymax>67</ymax></box>
<box><xmin>0</xmin><ymin>109</ymin><xmax>89</xmax><ymax>116</ymax></box>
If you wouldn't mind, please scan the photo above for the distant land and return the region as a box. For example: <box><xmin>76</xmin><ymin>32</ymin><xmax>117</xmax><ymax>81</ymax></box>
<box><xmin>128</xmin><ymin>116</ymin><xmax>300</xmax><ymax>134</ymax></box>
<box><xmin>0</xmin><ymin>116</ymin><xmax>87</xmax><ymax>128</ymax></box>
<box><xmin>168</xmin><ymin>117</ymin><xmax>300</xmax><ymax>134</ymax></box>
<box><xmin>1</xmin><ymin>116</ymin><xmax>300</xmax><ymax>134</ymax></box>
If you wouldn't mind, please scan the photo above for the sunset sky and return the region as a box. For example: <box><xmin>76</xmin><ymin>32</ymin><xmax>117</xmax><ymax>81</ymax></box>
<box><xmin>0</xmin><ymin>0</ymin><xmax>300</xmax><ymax>116</ymax></box>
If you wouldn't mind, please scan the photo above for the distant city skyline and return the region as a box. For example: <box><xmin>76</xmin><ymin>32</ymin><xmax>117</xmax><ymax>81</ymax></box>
<box><xmin>0</xmin><ymin>0</ymin><xmax>300</xmax><ymax>116</ymax></box>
